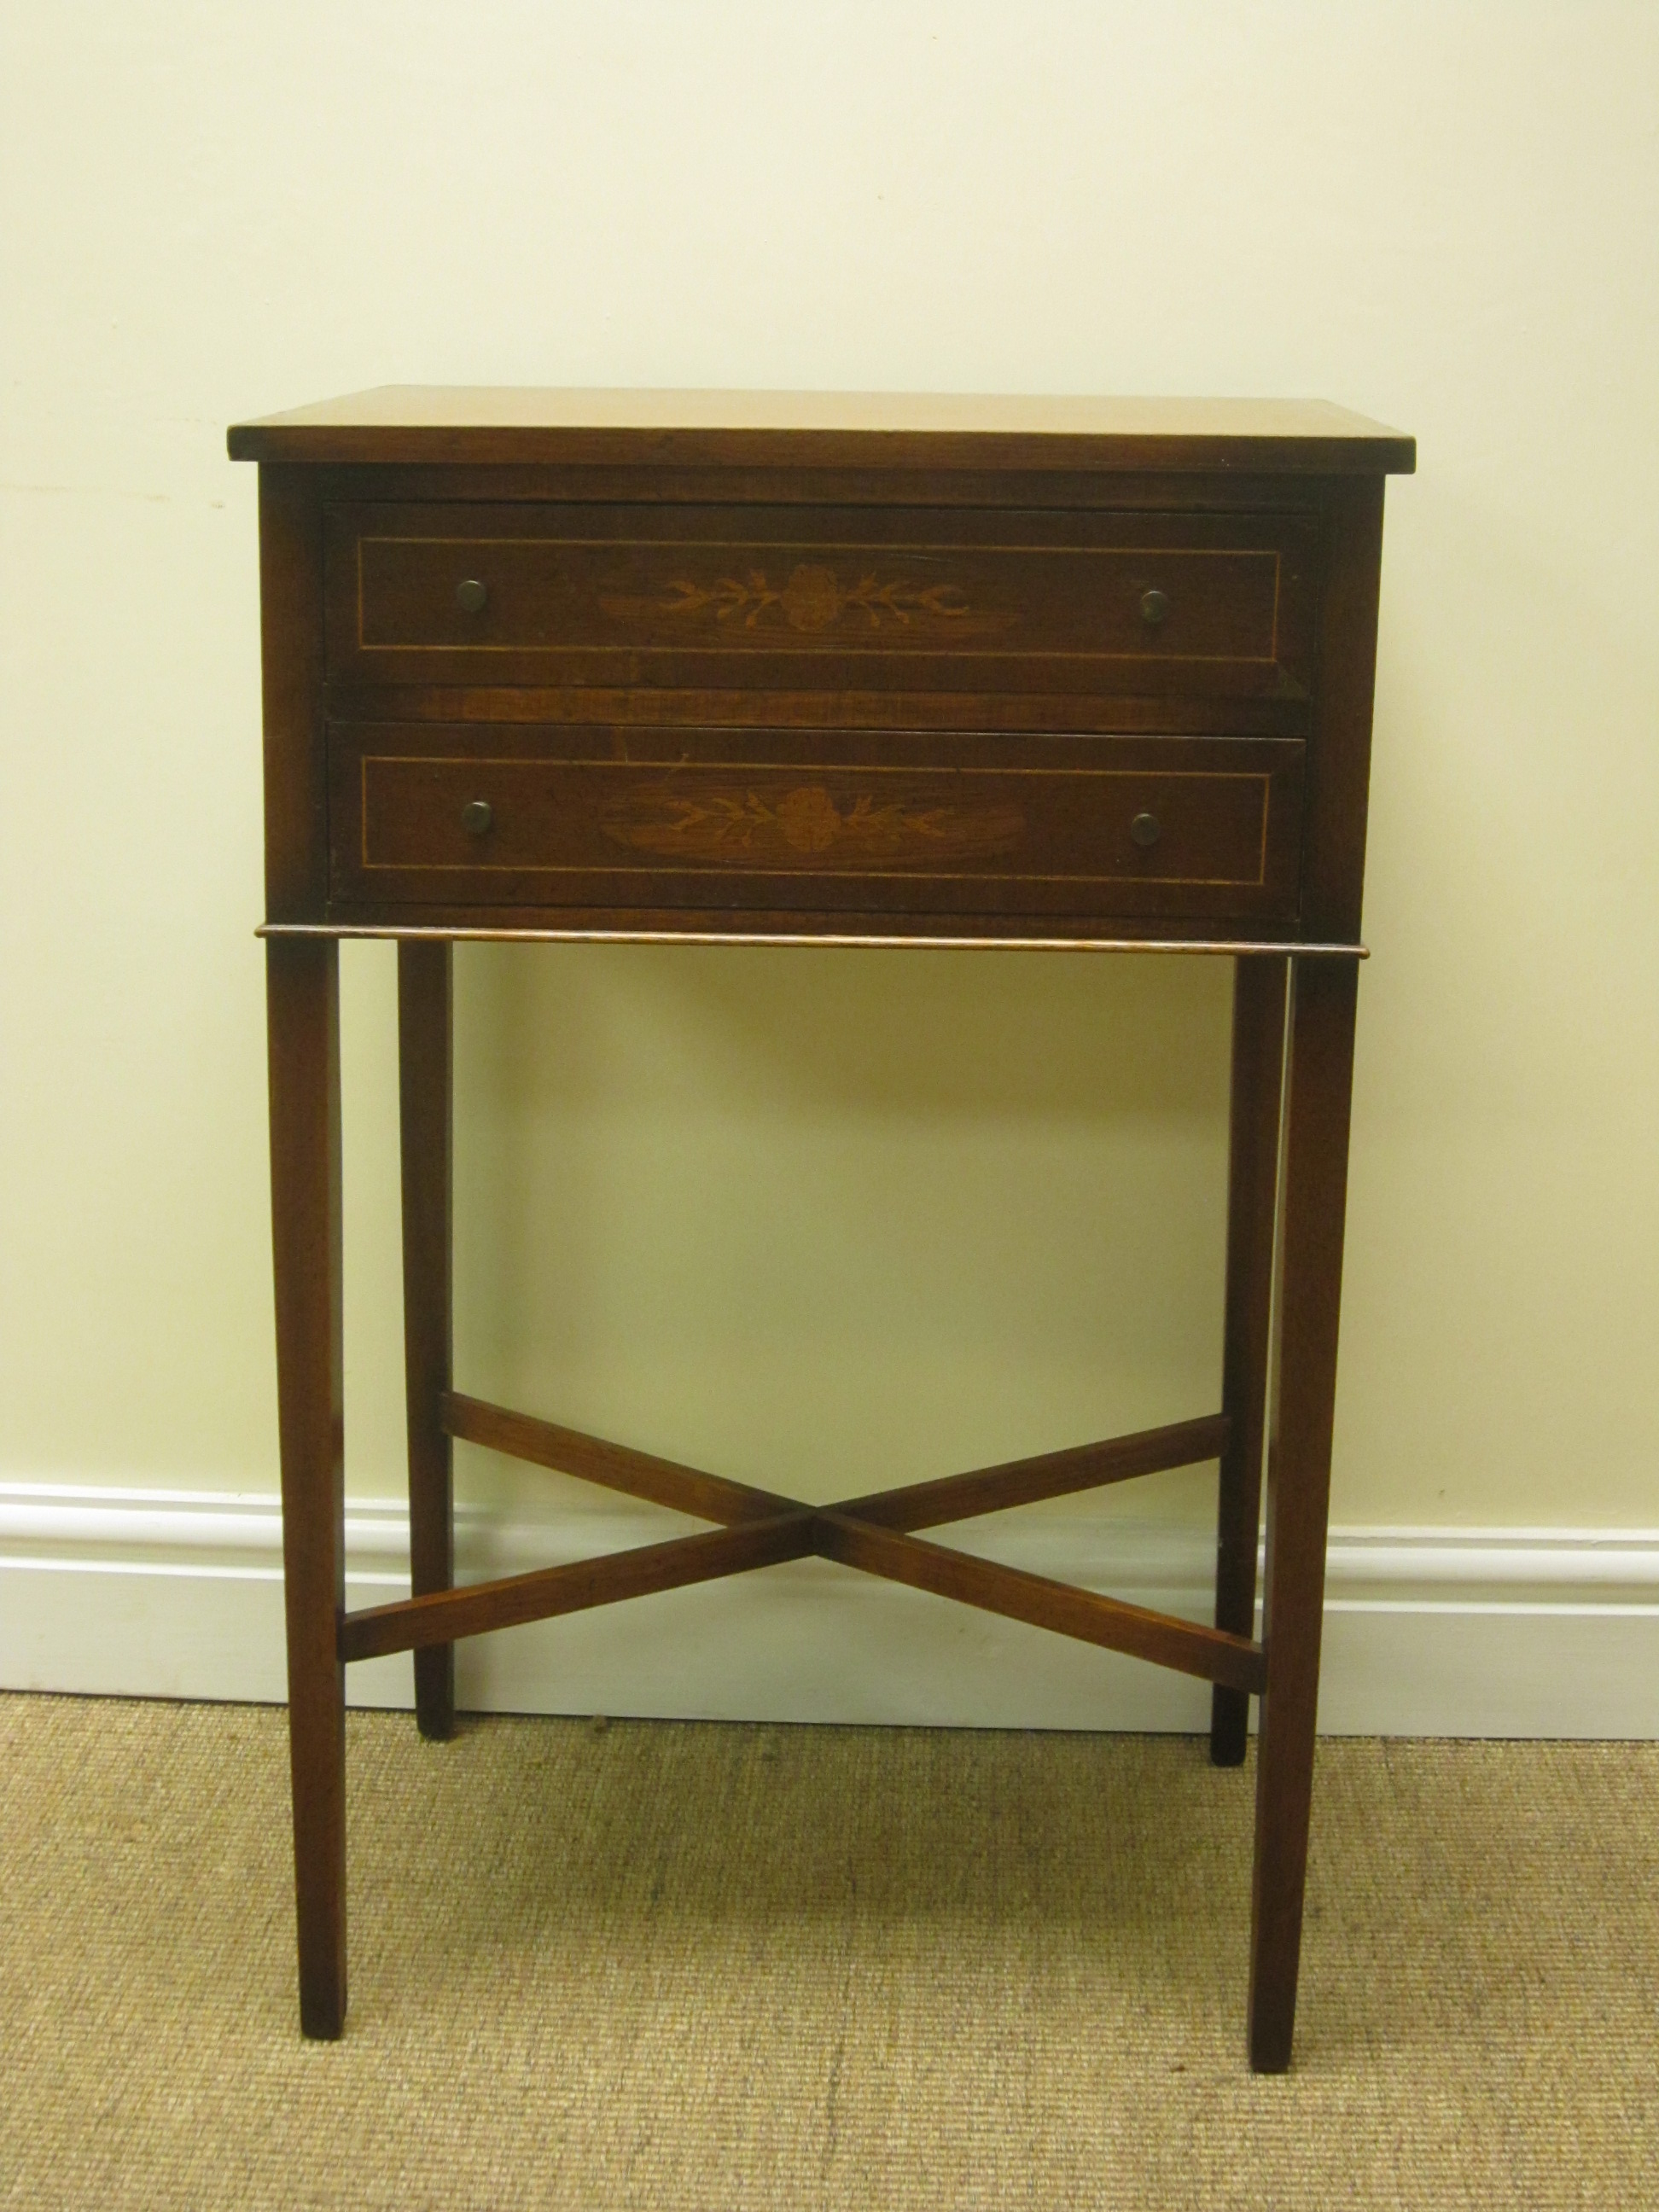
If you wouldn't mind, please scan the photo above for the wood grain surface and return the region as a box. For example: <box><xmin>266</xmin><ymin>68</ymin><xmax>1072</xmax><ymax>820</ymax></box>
<box><xmin>229</xmin><ymin>387</ymin><xmax>1416</xmax><ymax>474</ymax></box>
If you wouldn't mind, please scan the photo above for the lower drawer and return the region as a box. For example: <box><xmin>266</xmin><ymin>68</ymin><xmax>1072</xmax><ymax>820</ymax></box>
<box><xmin>328</xmin><ymin>724</ymin><xmax>1306</xmax><ymax>923</ymax></box>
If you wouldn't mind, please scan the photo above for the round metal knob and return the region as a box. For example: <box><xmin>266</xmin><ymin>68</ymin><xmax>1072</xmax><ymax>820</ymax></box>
<box><xmin>461</xmin><ymin>799</ymin><xmax>493</xmax><ymax>835</ymax></box>
<box><xmin>456</xmin><ymin>578</ymin><xmax>488</xmax><ymax>614</ymax></box>
<box><xmin>1139</xmin><ymin>588</ymin><xmax>1169</xmax><ymax>626</ymax></box>
<box><xmin>1130</xmin><ymin>811</ymin><xmax>1161</xmax><ymax>849</ymax></box>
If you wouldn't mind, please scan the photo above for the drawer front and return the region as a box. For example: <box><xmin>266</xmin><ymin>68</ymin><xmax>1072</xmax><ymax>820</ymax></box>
<box><xmin>324</xmin><ymin>504</ymin><xmax>1318</xmax><ymax>698</ymax></box>
<box><xmin>329</xmin><ymin>725</ymin><xmax>1306</xmax><ymax>923</ymax></box>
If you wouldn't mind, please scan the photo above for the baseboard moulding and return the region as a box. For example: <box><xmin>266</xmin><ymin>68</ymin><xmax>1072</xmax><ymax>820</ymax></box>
<box><xmin>2</xmin><ymin>1481</ymin><xmax>1655</xmax><ymax>1738</ymax></box>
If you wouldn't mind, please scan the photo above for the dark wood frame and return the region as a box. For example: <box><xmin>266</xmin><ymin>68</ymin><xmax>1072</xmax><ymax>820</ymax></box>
<box><xmin>238</xmin><ymin>393</ymin><xmax>1410</xmax><ymax>2069</ymax></box>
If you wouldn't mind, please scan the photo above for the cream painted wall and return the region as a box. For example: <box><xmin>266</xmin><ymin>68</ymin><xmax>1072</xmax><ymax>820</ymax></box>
<box><xmin>3</xmin><ymin>3</ymin><xmax>1656</xmax><ymax>1540</ymax></box>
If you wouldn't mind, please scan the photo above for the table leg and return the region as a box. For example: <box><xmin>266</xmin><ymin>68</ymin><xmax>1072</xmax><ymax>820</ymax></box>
<box><xmin>1212</xmin><ymin>957</ymin><xmax>1288</xmax><ymax>1765</ymax></box>
<box><xmin>1247</xmin><ymin>956</ymin><xmax>1359</xmax><ymax>2072</ymax></box>
<box><xmin>399</xmin><ymin>941</ymin><xmax>456</xmax><ymax>1739</ymax></box>
<box><xmin>266</xmin><ymin>936</ymin><xmax>347</xmax><ymax>2040</ymax></box>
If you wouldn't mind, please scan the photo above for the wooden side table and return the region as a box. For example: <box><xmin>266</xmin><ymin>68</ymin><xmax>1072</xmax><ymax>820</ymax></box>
<box><xmin>229</xmin><ymin>390</ymin><xmax>1413</xmax><ymax>2067</ymax></box>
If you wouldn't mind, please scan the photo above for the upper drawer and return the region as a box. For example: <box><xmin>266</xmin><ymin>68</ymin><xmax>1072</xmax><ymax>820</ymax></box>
<box><xmin>323</xmin><ymin>504</ymin><xmax>1319</xmax><ymax>697</ymax></box>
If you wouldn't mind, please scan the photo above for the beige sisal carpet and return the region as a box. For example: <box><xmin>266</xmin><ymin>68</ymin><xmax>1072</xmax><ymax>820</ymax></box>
<box><xmin>2</xmin><ymin>1693</ymin><xmax>1655</xmax><ymax>2209</ymax></box>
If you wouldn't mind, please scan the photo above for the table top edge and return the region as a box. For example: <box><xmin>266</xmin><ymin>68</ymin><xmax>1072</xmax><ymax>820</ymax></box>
<box><xmin>227</xmin><ymin>388</ymin><xmax>1416</xmax><ymax>474</ymax></box>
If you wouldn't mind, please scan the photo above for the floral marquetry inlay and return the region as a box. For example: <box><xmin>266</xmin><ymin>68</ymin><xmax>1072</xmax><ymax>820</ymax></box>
<box><xmin>602</xmin><ymin>782</ymin><xmax>1026</xmax><ymax>866</ymax></box>
<box><xmin>655</xmin><ymin>563</ymin><xmax>974</xmax><ymax>632</ymax></box>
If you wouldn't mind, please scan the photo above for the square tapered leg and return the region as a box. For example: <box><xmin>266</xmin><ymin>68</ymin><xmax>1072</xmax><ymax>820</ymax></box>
<box><xmin>1211</xmin><ymin>958</ymin><xmax>1288</xmax><ymax>1764</ymax></box>
<box><xmin>1247</xmin><ymin>957</ymin><xmax>1359</xmax><ymax>2072</ymax></box>
<box><xmin>399</xmin><ymin>940</ymin><xmax>456</xmax><ymax>1740</ymax></box>
<box><xmin>267</xmin><ymin>935</ymin><xmax>348</xmax><ymax>2040</ymax></box>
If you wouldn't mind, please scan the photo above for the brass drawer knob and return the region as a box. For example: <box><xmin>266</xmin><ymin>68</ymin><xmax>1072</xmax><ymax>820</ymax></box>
<box><xmin>461</xmin><ymin>799</ymin><xmax>493</xmax><ymax>835</ymax></box>
<box><xmin>1130</xmin><ymin>811</ymin><xmax>1161</xmax><ymax>848</ymax></box>
<box><xmin>1139</xmin><ymin>587</ymin><xmax>1169</xmax><ymax>626</ymax></box>
<box><xmin>456</xmin><ymin>578</ymin><xmax>488</xmax><ymax>614</ymax></box>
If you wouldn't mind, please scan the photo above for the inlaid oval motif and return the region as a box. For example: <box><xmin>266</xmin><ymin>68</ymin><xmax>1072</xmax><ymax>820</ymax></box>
<box><xmin>603</xmin><ymin>782</ymin><xmax>1025</xmax><ymax>867</ymax></box>
<box><xmin>774</xmin><ymin>784</ymin><xmax>845</xmax><ymax>851</ymax></box>
<box><xmin>655</xmin><ymin>565</ymin><xmax>974</xmax><ymax>632</ymax></box>
<box><xmin>779</xmin><ymin>565</ymin><xmax>843</xmax><ymax>631</ymax></box>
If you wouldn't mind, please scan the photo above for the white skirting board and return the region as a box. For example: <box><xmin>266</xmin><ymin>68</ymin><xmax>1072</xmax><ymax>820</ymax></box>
<box><xmin>2</xmin><ymin>1482</ymin><xmax>1656</xmax><ymax>1737</ymax></box>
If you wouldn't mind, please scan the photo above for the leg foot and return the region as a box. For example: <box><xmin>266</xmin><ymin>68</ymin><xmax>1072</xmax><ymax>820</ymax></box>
<box><xmin>1210</xmin><ymin>1686</ymin><xmax>1249</xmax><ymax>1767</ymax></box>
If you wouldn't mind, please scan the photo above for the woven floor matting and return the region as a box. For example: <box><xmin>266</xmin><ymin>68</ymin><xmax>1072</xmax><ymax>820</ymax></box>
<box><xmin>3</xmin><ymin>1694</ymin><xmax>1655</xmax><ymax>2209</ymax></box>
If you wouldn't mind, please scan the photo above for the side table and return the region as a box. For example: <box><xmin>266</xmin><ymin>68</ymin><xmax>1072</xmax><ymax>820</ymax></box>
<box><xmin>228</xmin><ymin>389</ymin><xmax>1413</xmax><ymax>2067</ymax></box>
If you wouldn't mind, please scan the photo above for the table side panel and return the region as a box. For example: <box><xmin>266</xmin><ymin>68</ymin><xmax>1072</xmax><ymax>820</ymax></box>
<box><xmin>259</xmin><ymin>469</ymin><xmax>329</xmax><ymax>918</ymax></box>
<box><xmin>1300</xmin><ymin>475</ymin><xmax>1387</xmax><ymax>943</ymax></box>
